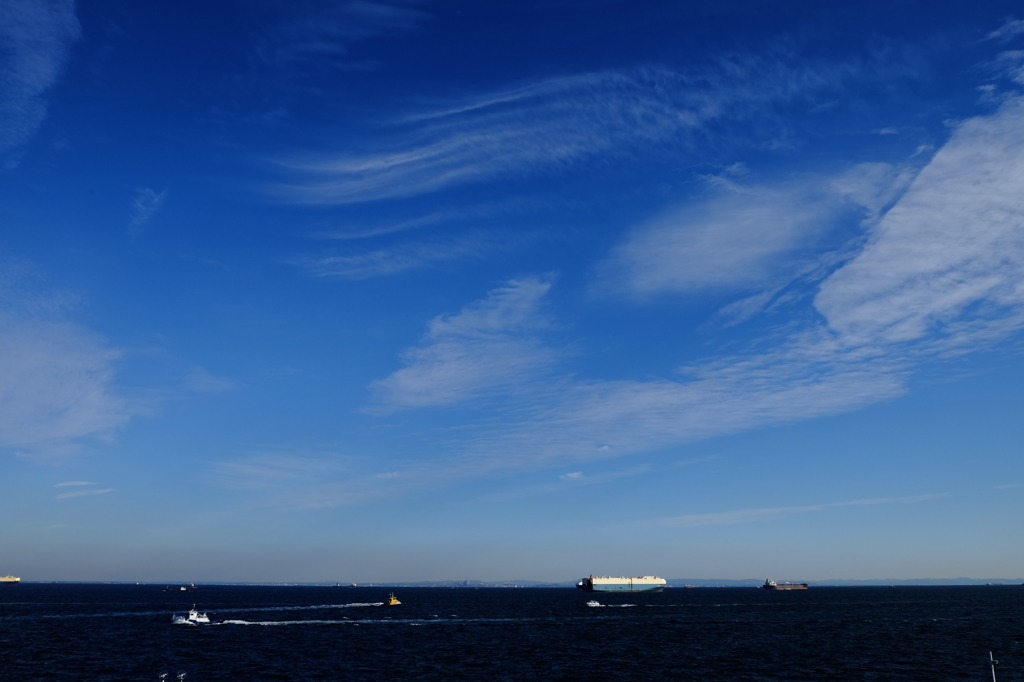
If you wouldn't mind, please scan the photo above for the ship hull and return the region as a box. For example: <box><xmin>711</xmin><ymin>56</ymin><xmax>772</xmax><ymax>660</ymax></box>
<box><xmin>584</xmin><ymin>584</ymin><xmax>664</xmax><ymax>593</ymax></box>
<box><xmin>763</xmin><ymin>584</ymin><xmax>807</xmax><ymax>590</ymax></box>
<box><xmin>0</xmin><ymin>576</ymin><xmax>20</xmax><ymax>584</ymax></box>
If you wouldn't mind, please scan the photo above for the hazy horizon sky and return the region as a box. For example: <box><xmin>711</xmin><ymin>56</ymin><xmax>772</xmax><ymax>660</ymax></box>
<box><xmin>2</xmin><ymin>0</ymin><xmax>1024</xmax><ymax>583</ymax></box>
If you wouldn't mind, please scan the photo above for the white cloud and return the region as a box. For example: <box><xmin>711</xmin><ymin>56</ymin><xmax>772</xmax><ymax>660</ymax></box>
<box><xmin>370</xmin><ymin>278</ymin><xmax>557</xmax><ymax>409</ymax></box>
<box><xmin>56</xmin><ymin>488</ymin><xmax>114</xmax><ymax>500</ymax></box>
<box><xmin>0</xmin><ymin>266</ymin><xmax>131</xmax><ymax>458</ymax></box>
<box><xmin>830</xmin><ymin>161</ymin><xmax>918</xmax><ymax>222</ymax></box>
<box><xmin>601</xmin><ymin>162</ymin><xmax>919</xmax><ymax>300</ymax></box>
<box><xmin>54</xmin><ymin>481</ymin><xmax>95</xmax><ymax>487</ymax></box>
<box><xmin>993</xmin><ymin>50</ymin><xmax>1024</xmax><ymax>86</ymax></box>
<box><xmin>0</xmin><ymin>0</ymin><xmax>80</xmax><ymax>166</ymax></box>
<box><xmin>127</xmin><ymin>188</ymin><xmax>167</xmax><ymax>235</ymax></box>
<box><xmin>535</xmin><ymin>97</ymin><xmax>1024</xmax><ymax>464</ymax></box>
<box><xmin>599</xmin><ymin>178</ymin><xmax>843</xmax><ymax>297</ymax></box>
<box><xmin>986</xmin><ymin>18</ymin><xmax>1024</xmax><ymax>42</ymax></box>
<box><xmin>272</xmin><ymin>53</ymin><xmax>904</xmax><ymax>204</ymax></box>
<box><xmin>356</xmin><ymin>94</ymin><xmax>1024</xmax><ymax>493</ymax></box>
<box><xmin>816</xmin><ymin>95</ymin><xmax>1024</xmax><ymax>347</ymax></box>
<box><xmin>657</xmin><ymin>495</ymin><xmax>941</xmax><ymax>528</ymax></box>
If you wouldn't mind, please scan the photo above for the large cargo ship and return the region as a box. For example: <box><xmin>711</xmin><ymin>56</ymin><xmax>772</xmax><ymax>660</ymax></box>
<box><xmin>0</xmin><ymin>575</ymin><xmax>20</xmax><ymax>584</ymax></box>
<box><xmin>762</xmin><ymin>579</ymin><xmax>807</xmax><ymax>590</ymax></box>
<box><xmin>576</xmin><ymin>575</ymin><xmax>666</xmax><ymax>592</ymax></box>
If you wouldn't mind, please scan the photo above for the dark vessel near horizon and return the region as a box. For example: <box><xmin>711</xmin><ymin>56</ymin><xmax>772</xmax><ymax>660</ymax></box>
<box><xmin>763</xmin><ymin>579</ymin><xmax>808</xmax><ymax>590</ymax></box>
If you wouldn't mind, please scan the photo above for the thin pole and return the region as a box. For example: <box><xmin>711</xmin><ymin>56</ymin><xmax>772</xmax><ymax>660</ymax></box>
<box><xmin>990</xmin><ymin>651</ymin><xmax>998</xmax><ymax>682</ymax></box>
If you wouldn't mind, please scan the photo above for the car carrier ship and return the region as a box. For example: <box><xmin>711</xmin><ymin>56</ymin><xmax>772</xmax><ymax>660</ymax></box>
<box><xmin>576</xmin><ymin>575</ymin><xmax>666</xmax><ymax>592</ymax></box>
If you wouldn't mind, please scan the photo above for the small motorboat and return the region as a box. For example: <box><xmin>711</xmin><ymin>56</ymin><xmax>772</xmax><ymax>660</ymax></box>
<box><xmin>187</xmin><ymin>605</ymin><xmax>210</xmax><ymax>624</ymax></box>
<box><xmin>586</xmin><ymin>600</ymin><xmax>602</xmax><ymax>607</ymax></box>
<box><xmin>386</xmin><ymin>593</ymin><xmax>401</xmax><ymax>606</ymax></box>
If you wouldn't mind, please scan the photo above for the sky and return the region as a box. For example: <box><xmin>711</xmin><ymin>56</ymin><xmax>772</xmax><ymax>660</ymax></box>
<box><xmin>2</xmin><ymin>0</ymin><xmax>1024</xmax><ymax>584</ymax></box>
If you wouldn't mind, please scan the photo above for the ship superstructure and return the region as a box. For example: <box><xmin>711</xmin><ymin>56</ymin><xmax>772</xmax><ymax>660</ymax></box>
<box><xmin>576</xmin><ymin>575</ymin><xmax>666</xmax><ymax>592</ymax></box>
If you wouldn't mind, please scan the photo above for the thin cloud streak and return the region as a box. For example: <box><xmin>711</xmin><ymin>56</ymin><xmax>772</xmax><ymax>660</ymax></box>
<box><xmin>295</xmin><ymin>233</ymin><xmax>492</xmax><ymax>279</ymax></box>
<box><xmin>56</xmin><ymin>488</ymin><xmax>114</xmax><ymax>500</ymax></box>
<box><xmin>656</xmin><ymin>494</ymin><xmax>943</xmax><ymax>528</ymax></box>
<box><xmin>255</xmin><ymin>0</ymin><xmax>429</xmax><ymax>69</ymax></box>
<box><xmin>54</xmin><ymin>481</ymin><xmax>95</xmax><ymax>487</ymax></box>
<box><xmin>208</xmin><ymin>455</ymin><xmax>341</xmax><ymax>491</ymax></box>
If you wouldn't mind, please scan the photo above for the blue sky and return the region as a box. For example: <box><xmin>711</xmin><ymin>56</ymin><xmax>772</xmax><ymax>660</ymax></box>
<box><xmin>2</xmin><ymin>0</ymin><xmax>1024</xmax><ymax>583</ymax></box>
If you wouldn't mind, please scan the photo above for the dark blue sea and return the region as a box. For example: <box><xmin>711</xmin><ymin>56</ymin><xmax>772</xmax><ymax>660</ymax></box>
<box><xmin>1</xmin><ymin>584</ymin><xmax>1022</xmax><ymax>680</ymax></box>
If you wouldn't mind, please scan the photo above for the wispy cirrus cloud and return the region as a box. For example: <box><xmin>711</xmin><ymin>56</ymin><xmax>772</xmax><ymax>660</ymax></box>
<box><xmin>272</xmin><ymin>50</ymin><xmax>916</xmax><ymax>204</ymax></box>
<box><xmin>0</xmin><ymin>264</ymin><xmax>132</xmax><ymax>458</ymax></box>
<box><xmin>255</xmin><ymin>0</ymin><xmax>429</xmax><ymax>69</ymax></box>
<box><xmin>0</xmin><ymin>0</ymin><xmax>80</xmax><ymax>167</ymax></box>
<box><xmin>295</xmin><ymin>232</ymin><xmax>495</xmax><ymax>279</ymax></box>
<box><xmin>208</xmin><ymin>454</ymin><xmax>341</xmax><ymax>491</ymax></box>
<box><xmin>655</xmin><ymin>494</ymin><xmax>942</xmax><ymax>528</ymax></box>
<box><xmin>370</xmin><ymin>277</ymin><xmax>557</xmax><ymax>409</ymax></box>
<box><xmin>127</xmin><ymin>188</ymin><xmax>167</xmax><ymax>236</ymax></box>
<box><xmin>986</xmin><ymin>18</ymin><xmax>1024</xmax><ymax>42</ymax></box>
<box><xmin>333</xmin><ymin>91</ymin><xmax>1024</xmax><ymax>502</ymax></box>
<box><xmin>312</xmin><ymin>209</ymin><xmax>459</xmax><ymax>241</ymax></box>
<box><xmin>54</xmin><ymin>481</ymin><xmax>95</xmax><ymax>487</ymax></box>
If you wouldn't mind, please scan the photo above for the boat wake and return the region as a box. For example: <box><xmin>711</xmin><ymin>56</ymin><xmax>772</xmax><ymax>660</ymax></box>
<box><xmin>585</xmin><ymin>601</ymin><xmax>635</xmax><ymax>608</ymax></box>
<box><xmin>224</xmin><ymin>602</ymin><xmax>384</xmax><ymax>613</ymax></box>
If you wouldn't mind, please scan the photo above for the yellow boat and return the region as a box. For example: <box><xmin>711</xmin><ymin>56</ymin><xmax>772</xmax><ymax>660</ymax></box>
<box><xmin>386</xmin><ymin>592</ymin><xmax>400</xmax><ymax>605</ymax></box>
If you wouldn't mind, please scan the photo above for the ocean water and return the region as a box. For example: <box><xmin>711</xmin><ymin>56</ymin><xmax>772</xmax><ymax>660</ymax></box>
<box><xmin>1</xmin><ymin>584</ymin><xmax>1022</xmax><ymax>681</ymax></box>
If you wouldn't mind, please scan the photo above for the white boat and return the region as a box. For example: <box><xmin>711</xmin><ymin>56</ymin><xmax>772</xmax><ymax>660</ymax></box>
<box><xmin>586</xmin><ymin>600</ymin><xmax>602</xmax><ymax>607</ymax></box>
<box><xmin>187</xmin><ymin>605</ymin><xmax>210</xmax><ymax>624</ymax></box>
